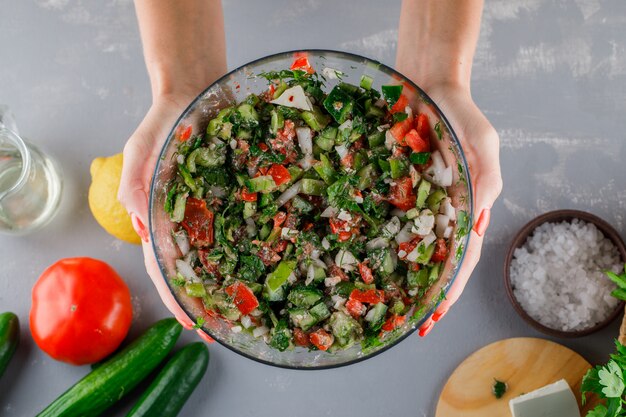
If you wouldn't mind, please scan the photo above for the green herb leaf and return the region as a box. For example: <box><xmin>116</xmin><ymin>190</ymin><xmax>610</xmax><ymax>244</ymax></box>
<box><xmin>587</xmin><ymin>404</ymin><xmax>608</xmax><ymax>417</ymax></box>
<box><xmin>192</xmin><ymin>317</ymin><xmax>206</xmax><ymax>330</ymax></box>
<box><xmin>599</xmin><ymin>361</ymin><xmax>625</xmax><ymax>398</ymax></box>
<box><xmin>410</xmin><ymin>152</ymin><xmax>431</xmax><ymax>165</ymax></box>
<box><xmin>392</xmin><ymin>112</ymin><xmax>408</xmax><ymax>123</ymax></box>
<box><xmin>492</xmin><ymin>379</ymin><xmax>507</xmax><ymax>399</ymax></box>
<box><xmin>434</xmin><ymin>121</ymin><xmax>443</xmax><ymax>141</ymax></box>
<box><xmin>381</xmin><ymin>85</ymin><xmax>403</xmax><ymax>107</ymax></box>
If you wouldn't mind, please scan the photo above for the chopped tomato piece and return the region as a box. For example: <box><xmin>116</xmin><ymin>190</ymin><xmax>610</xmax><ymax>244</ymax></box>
<box><xmin>225</xmin><ymin>282</ymin><xmax>259</xmax><ymax>316</ymax></box>
<box><xmin>358</xmin><ymin>262</ymin><xmax>374</xmax><ymax>284</ymax></box>
<box><xmin>181</xmin><ymin>198</ymin><xmax>214</xmax><ymax>247</ymax></box>
<box><xmin>389</xmin><ymin>117</ymin><xmax>413</xmax><ymax>145</ymax></box>
<box><xmin>387</xmin><ymin>176</ymin><xmax>416</xmax><ymax>212</ymax></box>
<box><xmin>267</xmin><ymin>164</ymin><xmax>291</xmax><ymax>186</ymax></box>
<box><xmin>338</xmin><ymin>231</ymin><xmax>352</xmax><ymax>242</ymax></box>
<box><xmin>328</xmin><ymin>265</ymin><xmax>349</xmax><ymax>281</ymax></box>
<box><xmin>415</xmin><ymin>113</ymin><xmax>430</xmax><ymax>140</ymax></box>
<box><xmin>431</xmin><ymin>238</ymin><xmax>449</xmax><ymax>262</ymax></box>
<box><xmin>273</xmin><ymin>239</ymin><xmax>288</xmax><ymax>253</ymax></box>
<box><xmin>241</xmin><ymin>188</ymin><xmax>257</xmax><ymax>202</ymax></box>
<box><xmin>268</xmin><ymin>84</ymin><xmax>276</xmax><ymax>97</ymax></box>
<box><xmin>340</xmin><ymin>152</ymin><xmax>354</xmax><ymax>169</ymax></box>
<box><xmin>404</xmin><ymin>129</ymin><xmax>430</xmax><ymax>153</ymax></box>
<box><xmin>293</xmin><ymin>328</ymin><xmax>310</xmax><ymax>347</ymax></box>
<box><xmin>258</xmin><ymin>142</ymin><xmax>269</xmax><ymax>152</ymax></box>
<box><xmin>290</xmin><ymin>53</ymin><xmax>315</xmax><ymax>74</ymax></box>
<box><xmin>273</xmin><ymin>212</ymin><xmax>287</xmax><ymax>228</ymax></box>
<box><xmin>176</xmin><ymin>125</ymin><xmax>193</xmax><ymax>142</ymax></box>
<box><xmin>398</xmin><ymin>238</ymin><xmax>420</xmax><ymax>256</ymax></box>
<box><xmin>409</xmin><ymin>263</ymin><xmax>421</xmax><ymax>272</ymax></box>
<box><xmin>345</xmin><ymin>298</ymin><xmax>366</xmax><ymax>319</ymax></box>
<box><xmin>349</xmin><ymin>289</ymin><xmax>385</xmax><ymax>304</ymax></box>
<box><xmin>390</xmin><ymin>94</ymin><xmax>409</xmax><ymax>114</ymax></box>
<box><xmin>302</xmin><ymin>221</ymin><xmax>314</xmax><ymax>232</ymax></box>
<box><xmin>309</xmin><ymin>329</ymin><xmax>334</xmax><ymax>351</ymax></box>
<box><xmin>381</xmin><ymin>314</ymin><xmax>406</xmax><ymax>332</ymax></box>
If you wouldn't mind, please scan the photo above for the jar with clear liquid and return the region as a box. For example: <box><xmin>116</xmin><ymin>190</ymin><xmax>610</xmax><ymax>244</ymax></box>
<box><xmin>0</xmin><ymin>106</ymin><xmax>62</xmax><ymax>234</ymax></box>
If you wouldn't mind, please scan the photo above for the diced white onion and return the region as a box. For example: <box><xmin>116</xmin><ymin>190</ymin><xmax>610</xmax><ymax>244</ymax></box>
<box><xmin>395</xmin><ymin>222</ymin><xmax>417</xmax><ymax>244</ymax></box>
<box><xmin>306</xmin><ymin>264</ymin><xmax>316</xmax><ymax>285</ymax></box>
<box><xmin>176</xmin><ymin>154</ymin><xmax>185</xmax><ymax>164</ymax></box>
<box><xmin>209</xmin><ymin>186</ymin><xmax>227</xmax><ymax>198</ymax></box>
<box><xmin>296</xmin><ymin>127</ymin><xmax>313</xmax><ymax>155</ymax></box>
<box><xmin>355</xmin><ymin>196</ymin><xmax>363</xmax><ymax>204</ymax></box>
<box><xmin>298</xmin><ymin>155</ymin><xmax>315</xmax><ymax>171</ymax></box>
<box><xmin>338</xmin><ymin>119</ymin><xmax>353</xmax><ymax>132</ymax></box>
<box><xmin>252</xmin><ymin>326</ymin><xmax>270</xmax><ymax>338</ymax></box>
<box><xmin>443</xmin><ymin>225</ymin><xmax>454</xmax><ymax>239</ymax></box>
<box><xmin>404</xmin><ymin>106</ymin><xmax>413</xmax><ymax>119</ymax></box>
<box><xmin>241</xmin><ymin>315</ymin><xmax>253</xmax><ymax>329</ymax></box>
<box><xmin>438</xmin><ymin>166</ymin><xmax>453</xmax><ymax>187</ymax></box>
<box><xmin>229</xmin><ymin>139</ymin><xmax>237</xmax><ymax>149</ymax></box>
<box><xmin>430</xmin><ymin>150</ymin><xmax>446</xmax><ymax>173</ymax></box>
<box><xmin>335</xmin><ymin>144</ymin><xmax>349</xmax><ymax>160</ymax></box>
<box><xmin>325</xmin><ymin>276</ymin><xmax>342</xmax><ymax>287</ymax></box>
<box><xmin>385</xmin><ymin>130</ymin><xmax>396</xmax><ymax>150</ymax></box>
<box><xmin>312</xmin><ymin>258</ymin><xmax>327</xmax><ymax>270</ymax></box>
<box><xmin>410</xmin><ymin>164</ymin><xmax>421</xmax><ymax>188</ymax></box>
<box><xmin>249</xmin><ymin>308</ymin><xmax>263</xmax><ymax>317</ymax></box>
<box><xmin>209</xmin><ymin>136</ymin><xmax>224</xmax><ymax>147</ymax></box>
<box><xmin>412</xmin><ymin>209</ymin><xmax>435</xmax><ymax>236</ymax></box>
<box><xmin>391</xmin><ymin>208</ymin><xmax>406</xmax><ymax>217</ymax></box>
<box><xmin>245</xmin><ymin>217</ymin><xmax>257</xmax><ymax>238</ymax></box>
<box><xmin>374</xmin><ymin>98</ymin><xmax>387</xmax><ymax>108</ymax></box>
<box><xmin>287</xmin><ymin>272</ymin><xmax>297</xmax><ymax>285</ymax></box>
<box><xmin>366</xmin><ymin>237</ymin><xmax>389</xmax><ymax>251</ymax></box>
<box><xmin>381</xmin><ymin>216</ymin><xmax>401</xmax><ymax>238</ymax></box>
<box><xmin>321</xmin><ymin>237</ymin><xmax>331</xmax><ymax>250</ymax></box>
<box><xmin>247</xmin><ymin>165</ymin><xmax>258</xmax><ymax>178</ymax></box>
<box><xmin>276</xmin><ymin>180</ymin><xmax>302</xmax><ymax>207</ymax></box>
<box><xmin>176</xmin><ymin>259</ymin><xmax>199</xmax><ymax>282</ymax></box>
<box><xmin>440</xmin><ymin>197</ymin><xmax>456</xmax><ymax>219</ymax></box>
<box><xmin>173</xmin><ymin>230</ymin><xmax>190</xmax><ymax>256</ymax></box>
<box><xmin>365</xmin><ymin>307</ymin><xmax>378</xmax><ymax>322</ymax></box>
<box><xmin>321</xmin><ymin>206</ymin><xmax>339</xmax><ymax>218</ymax></box>
<box><xmin>332</xmin><ymin>295</ymin><xmax>346</xmax><ymax>310</ymax></box>
<box><xmin>435</xmin><ymin>214</ymin><xmax>451</xmax><ymax>238</ymax></box>
<box><xmin>338</xmin><ymin>210</ymin><xmax>352</xmax><ymax>222</ymax></box>
<box><xmin>231</xmin><ymin>325</ymin><xmax>242</xmax><ymax>333</ymax></box>
<box><xmin>377</xmin><ymin>124</ymin><xmax>390</xmax><ymax>132</ymax></box>
<box><xmin>335</xmin><ymin>249</ymin><xmax>358</xmax><ymax>272</ymax></box>
<box><xmin>281</xmin><ymin>227</ymin><xmax>298</xmax><ymax>240</ymax></box>
<box><xmin>398</xmin><ymin>250</ymin><xmax>408</xmax><ymax>259</ymax></box>
<box><xmin>322</xmin><ymin>67</ymin><xmax>342</xmax><ymax>79</ymax></box>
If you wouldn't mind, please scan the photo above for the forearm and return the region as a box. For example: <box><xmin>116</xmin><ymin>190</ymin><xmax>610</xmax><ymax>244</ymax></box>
<box><xmin>396</xmin><ymin>0</ymin><xmax>483</xmax><ymax>91</ymax></box>
<box><xmin>134</xmin><ymin>0</ymin><xmax>227</xmax><ymax>100</ymax></box>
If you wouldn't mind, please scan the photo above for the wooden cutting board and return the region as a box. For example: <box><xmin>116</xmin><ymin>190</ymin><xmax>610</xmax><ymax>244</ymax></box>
<box><xmin>435</xmin><ymin>337</ymin><xmax>597</xmax><ymax>417</ymax></box>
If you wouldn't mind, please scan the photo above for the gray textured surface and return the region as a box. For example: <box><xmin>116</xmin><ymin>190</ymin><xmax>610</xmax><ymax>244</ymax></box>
<box><xmin>1</xmin><ymin>0</ymin><xmax>625</xmax><ymax>416</ymax></box>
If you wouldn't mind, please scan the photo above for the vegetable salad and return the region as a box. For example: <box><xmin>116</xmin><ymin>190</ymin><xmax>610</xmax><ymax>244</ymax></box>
<box><xmin>165</xmin><ymin>55</ymin><xmax>462</xmax><ymax>352</ymax></box>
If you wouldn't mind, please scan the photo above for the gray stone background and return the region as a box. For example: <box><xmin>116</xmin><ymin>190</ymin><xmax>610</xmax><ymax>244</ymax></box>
<box><xmin>1</xmin><ymin>0</ymin><xmax>625</xmax><ymax>416</ymax></box>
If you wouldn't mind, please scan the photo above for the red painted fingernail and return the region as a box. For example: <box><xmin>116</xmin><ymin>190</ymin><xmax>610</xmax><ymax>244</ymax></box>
<box><xmin>432</xmin><ymin>309</ymin><xmax>448</xmax><ymax>323</ymax></box>
<box><xmin>130</xmin><ymin>212</ymin><xmax>149</xmax><ymax>243</ymax></box>
<box><xmin>419</xmin><ymin>320</ymin><xmax>434</xmax><ymax>337</ymax></box>
<box><xmin>473</xmin><ymin>208</ymin><xmax>491</xmax><ymax>237</ymax></box>
<box><xmin>176</xmin><ymin>315</ymin><xmax>194</xmax><ymax>330</ymax></box>
<box><xmin>197</xmin><ymin>329</ymin><xmax>215</xmax><ymax>344</ymax></box>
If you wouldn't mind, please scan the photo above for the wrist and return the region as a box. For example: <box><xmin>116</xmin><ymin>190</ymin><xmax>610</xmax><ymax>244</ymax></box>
<box><xmin>147</xmin><ymin>61</ymin><xmax>221</xmax><ymax>104</ymax></box>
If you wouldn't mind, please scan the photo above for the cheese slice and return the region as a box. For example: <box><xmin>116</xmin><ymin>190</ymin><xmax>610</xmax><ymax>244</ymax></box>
<box><xmin>509</xmin><ymin>379</ymin><xmax>579</xmax><ymax>417</ymax></box>
<box><xmin>270</xmin><ymin>85</ymin><xmax>313</xmax><ymax>111</ymax></box>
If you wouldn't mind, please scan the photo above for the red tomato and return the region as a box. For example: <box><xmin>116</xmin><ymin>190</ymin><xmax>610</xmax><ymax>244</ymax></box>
<box><xmin>404</xmin><ymin>129</ymin><xmax>430</xmax><ymax>153</ymax></box>
<box><xmin>267</xmin><ymin>164</ymin><xmax>291</xmax><ymax>186</ymax></box>
<box><xmin>358</xmin><ymin>262</ymin><xmax>374</xmax><ymax>284</ymax></box>
<box><xmin>349</xmin><ymin>289</ymin><xmax>385</xmax><ymax>304</ymax></box>
<box><xmin>431</xmin><ymin>238</ymin><xmax>449</xmax><ymax>262</ymax></box>
<box><xmin>381</xmin><ymin>314</ymin><xmax>406</xmax><ymax>332</ymax></box>
<box><xmin>176</xmin><ymin>125</ymin><xmax>192</xmax><ymax>142</ymax></box>
<box><xmin>415</xmin><ymin>113</ymin><xmax>430</xmax><ymax>140</ymax></box>
<box><xmin>345</xmin><ymin>298</ymin><xmax>366</xmax><ymax>319</ymax></box>
<box><xmin>389</xmin><ymin>117</ymin><xmax>413</xmax><ymax>145</ymax></box>
<box><xmin>390</xmin><ymin>94</ymin><xmax>409</xmax><ymax>114</ymax></box>
<box><xmin>225</xmin><ymin>282</ymin><xmax>259</xmax><ymax>316</ymax></box>
<box><xmin>258</xmin><ymin>142</ymin><xmax>269</xmax><ymax>152</ymax></box>
<box><xmin>388</xmin><ymin>176</ymin><xmax>416</xmax><ymax>212</ymax></box>
<box><xmin>273</xmin><ymin>211</ymin><xmax>287</xmax><ymax>228</ymax></box>
<box><xmin>181</xmin><ymin>198</ymin><xmax>214</xmax><ymax>247</ymax></box>
<box><xmin>241</xmin><ymin>188</ymin><xmax>258</xmax><ymax>202</ymax></box>
<box><xmin>30</xmin><ymin>258</ymin><xmax>132</xmax><ymax>365</ymax></box>
<box><xmin>309</xmin><ymin>329</ymin><xmax>334</xmax><ymax>351</ymax></box>
<box><xmin>290</xmin><ymin>53</ymin><xmax>315</xmax><ymax>74</ymax></box>
<box><xmin>293</xmin><ymin>328</ymin><xmax>310</xmax><ymax>347</ymax></box>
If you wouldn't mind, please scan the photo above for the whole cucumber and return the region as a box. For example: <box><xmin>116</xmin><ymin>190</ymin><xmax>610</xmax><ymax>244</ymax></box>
<box><xmin>37</xmin><ymin>318</ymin><xmax>182</xmax><ymax>417</ymax></box>
<box><xmin>126</xmin><ymin>342</ymin><xmax>209</xmax><ymax>417</ymax></box>
<box><xmin>0</xmin><ymin>312</ymin><xmax>20</xmax><ymax>379</ymax></box>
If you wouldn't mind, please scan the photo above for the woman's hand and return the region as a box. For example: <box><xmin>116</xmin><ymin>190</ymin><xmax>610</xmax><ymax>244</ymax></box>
<box><xmin>396</xmin><ymin>0</ymin><xmax>502</xmax><ymax>335</ymax></box>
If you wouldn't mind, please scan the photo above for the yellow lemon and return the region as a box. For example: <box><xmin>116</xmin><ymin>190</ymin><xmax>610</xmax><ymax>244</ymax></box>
<box><xmin>88</xmin><ymin>153</ymin><xmax>141</xmax><ymax>245</ymax></box>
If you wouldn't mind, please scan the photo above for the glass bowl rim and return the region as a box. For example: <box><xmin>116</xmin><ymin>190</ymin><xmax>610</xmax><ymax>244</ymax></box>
<box><xmin>149</xmin><ymin>48</ymin><xmax>474</xmax><ymax>370</ymax></box>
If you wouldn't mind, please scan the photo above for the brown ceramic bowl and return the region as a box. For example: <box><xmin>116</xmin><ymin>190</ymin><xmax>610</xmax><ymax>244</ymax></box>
<box><xmin>504</xmin><ymin>209</ymin><xmax>626</xmax><ymax>338</ymax></box>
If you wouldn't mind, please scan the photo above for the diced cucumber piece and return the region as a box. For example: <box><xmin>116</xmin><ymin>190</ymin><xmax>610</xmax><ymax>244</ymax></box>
<box><xmin>323</xmin><ymin>86</ymin><xmax>354</xmax><ymax>124</ymax></box>
<box><xmin>265</xmin><ymin>260</ymin><xmax>296</xmax><ymax>292</ymax></box>
<box><xmin>416</xmin><ymin>179</ymin><xmax>432</xmax><ymax>209</ymax></box>
<box><xmin>289</xmin><ymin>308</ymin><xmax>318</xmax><ymax>331</ymax></box>
<box><xmin>259</xmin><ymin>192</ymin><xmax>273</xmax><ymax>208</ymax></box>
<box><xmin>287</xmin><ymin>286</ymin><xmax>323</xmax><ymax>308</ymax></box>
<box><xmin>248</xmin><ymin>175</ymin><xmax>277</xmax><ymax>193</ymax></box>
<box><xmin>365</xmin><ymin>302</ymin><xmax>388</xmax><ymax>331</ymax></box>
<box><xmin>178</xmin><ymin>163</ymin><xmax>197</xmax><ymax>193</ymax></box>
<box><xmin>269</xmin><ymin>319</ymin><xmax>291</xmax><ymax>352</ymax></box>
<box><xmin>360</xmin><ymin>75</ymin><xmax>374</xmax><ymax>90</ymax></box>
<box><xmin>316</xmin><ymin>135</ymin><xmax>335</xmax><ymax>152</ymax></box>
<box><xmin>353</xmin><ymin>151</ymin><xmax>367</xmax><ymax>172</ymax></box>
<box><xmin>309</xmin><ymin>302</ymin><xmax>331</xmax><ymax>321</ymax></box>
<box><xmin>365</xmin><ymin>99</ymin><xmax>385</xmax><ymax>119</ymax></box>
<box><xmin>206</xmin><ymin>106</ymin><xmax>234</xmax><ymax>136</ymax></box>
<box><xmin>313</xmin><ymin>153</ymin><xmax>336</xmax><ymax>184</ymax></box>
<box><xmin>330</xmin><ymin>311</ymin><xmax>362</xmax><ymax>348</ymax></box>
<box><xmin>287</xmin><ymin>166</ymin><xmax>304</xmax><ymax>183</ymax></box>
<box><xmin>270</xmin><ymin>109</ymin><xmax>284</xmax><ymax>134</ymax></box>
<box><xmin>237</xmin><ymin>103</ymin><xmax>259</xmax><ymax>127</ymax></box>
<box><xmin>259</xmin><ymin>222</ymin><xmax>271</xmax><ymax>240</ymax></box>
<box><xmin>264</xmin><ymin>283</ymin><xmax>286</xmax><ymax>302</ymax></box>
<box><xmin>369</xmin><ymin>248</ymin><xmax>395</xmax><ymax>277</ymax></box>
<box><xmin>311</xmin><ymin>265</ymin><xmax>326</xmax><ymax>284</ymax></box>
<box><xmin>389</xmin><ymin>157</ymin><xmax>409</xmax><ymax>179</ymax></box>
<box><xmin>377</xmin><ymin>158</ymin><xmax>391</xmax><ymax>173</ymax></box>
<box><xmin>333</xmin><ymin>281</ymin><xmax>356</xmax><ymax>298</ymax></box>
<box><xmin>291</xmin><ymin>196</ymin><xmax>313</xmax><ymax>213</ymax></box>
<box><xmin>415</xmin><ymin>243</ymin><xmax>436</xmax><ymax>265</ymax></box>
<box><xmin>321</xmin><ymin>126</ymin><xmax>338</xmax><ymax>140</ymax></box>
<box><xmin>302</xmin><ymin>106</ymin><xmax>331</xmax><ymax>132</ymax></box>
<box><xmin>428</xmin><ymin>262</ymin><xmax>441</xmax><ymax>284</ymax></box>
<box><xmin>367</xmin><ymin>131</ymin><xmax>386</xmax><ymax>148</ymax></box>
<box><xmin>426</xmin><ymin>188</ymin><xmax>447</xmax><ymax>213</ymax></box>
<box><xmin>407</xmin><ymin>268</ymin><xmax>429</xmax><ymax>289</ymax></box>
<box><xmin>243</xmin><ymin>201</ymin><xmax>256</xmax><ymax>219</ymax></box>
<box><xmin>185</xmin><ymin>282</ymin><xmax>206</xmax><ymax>297</ymax></box>
<box><xmin>170</xmin><ymin>192</ymin><xmax>188</xmax><ymax>223</ymax></box>
<box><xmin>389</xmin><ymin>300</ymin><xmax>406</xmax><ymax>315</ymax></box>
<box><xmin>357</xmin><ymin>163</ymin><xmax>377</xmax><ymax>190</ymax></box>
<box><xmin>301</xmin><ymin>179</ymin><xmax>326</xmax><ymax>196</ymax></box>
<box><xmin>273</xmin><ymin>81</ymin><xmax>288</xmax><ymax>99</ymax></box>
<box><xmin>406</xmin><ymin>208</ymin><xmax>419</xmax><ymax>220</ymax></box>
<box><xmin>381</xmin><ymin>85</ymin><xmax>403</xmax><ymax>107</ymax></box>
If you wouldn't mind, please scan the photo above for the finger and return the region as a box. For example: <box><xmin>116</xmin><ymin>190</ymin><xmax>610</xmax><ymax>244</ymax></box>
<box><xmin>141</xmin><ymin>240</ymin><xmax>195</xmax><ymax>330</ymax></box>
<box><xmin>118</xmin><ymin>134</ymin><xmax>153</xmax><ymax>225</ymax></box>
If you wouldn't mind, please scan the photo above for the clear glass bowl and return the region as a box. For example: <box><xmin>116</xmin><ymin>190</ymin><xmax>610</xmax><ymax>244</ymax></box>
<box><xmin>149</xmin><ymin>50</ymin><xmax>473</xmax><ymax>369</ymax></box>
